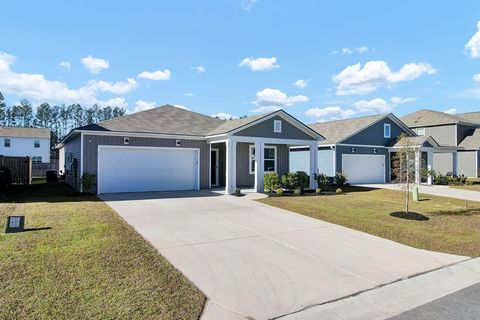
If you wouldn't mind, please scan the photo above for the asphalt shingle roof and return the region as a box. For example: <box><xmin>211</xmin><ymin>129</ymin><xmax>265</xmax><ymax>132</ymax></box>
<box><xmin>206</xmin><ymin>114</ymin><xmax>266</xmax><ymax>135</ymax></box>
<box><xmin>388</xmin><ymin>136</ymin><xmax>437</xmax><ymax>148</ymax></box>
<box><xmin>400</xmin><ymin>109</ymin><xmax>479</xmax><ymax>127</ymax></box>
<box><xmin>308</xmin><ymin>114</ymin><xmax>386</xmax><ymax>145</ymax></box>
<box><xmin>457</xmin><ymin>111</ymin><xmax>480</xmax><ymax>125</ymax></box>
<box><xmin>458</xmin><ymin>128</ymin><xmax>480</xmax><ymax>149</ymax></box>
<box><xmin>0</xmin><ymin>126</ymin><xmax>50</xmax><ymax>139</ymax></box>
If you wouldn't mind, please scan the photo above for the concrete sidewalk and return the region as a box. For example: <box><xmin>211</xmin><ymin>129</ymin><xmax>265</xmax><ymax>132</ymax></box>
<box><xmin>356</xmin><ymin>183</ymin><xmax>480</xmax><ymax>202</ymax></box>
<box><xmin>279</xmin><ymin>258</ymin><xmax>480</xmax><ymax>320</ymax></box>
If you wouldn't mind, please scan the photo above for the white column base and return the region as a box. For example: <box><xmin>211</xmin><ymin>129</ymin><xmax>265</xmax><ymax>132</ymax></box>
<box><xmin>309</xmin><ymin>143</ymin><xmax>318</xmax><ymax>189</ymax></box>
<box><xmin>254</xmin><ymin>142</ymin><xmax>265</xmax><ymax>192</ymax></box>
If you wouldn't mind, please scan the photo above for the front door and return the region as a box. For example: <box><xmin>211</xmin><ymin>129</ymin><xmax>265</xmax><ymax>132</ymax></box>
<box><xmin>211</xmin><ymin>148</ymin><xmax>219</xmax><ymax>186</ymax></box>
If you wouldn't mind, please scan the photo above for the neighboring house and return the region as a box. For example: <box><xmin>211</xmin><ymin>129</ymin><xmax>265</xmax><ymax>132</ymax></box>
<box><xmin>290</xmin><ymin>114</ymin><xmax>417</xmax><ymax>184</ymax></box>
<box><xmin>0</xmin><ymin>127</ymin><xmax>50</xmax><ymax>163</ymax></box>
<box><xmin>401</xmin><ymin>109</ymin><xmax>480</xmax><ymax>177</ymax></box>
<box><xmin>57</xmin><ymin>105</ymin><xmax>324</xmax><ymax>194</ymax></box>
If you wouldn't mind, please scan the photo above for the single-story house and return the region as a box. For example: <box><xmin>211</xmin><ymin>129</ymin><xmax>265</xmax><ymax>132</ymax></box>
<box><xmin>401</xmin><ymin>109</ymin><xmax>480</xmax><ymax>177</ymax></box>
<box><xmin>57</xmin><ymin>105</ymin><xmax>324</xmax><ymax>194</ymax></box>
<box><xmin>290</xmin><ymin>113</ymin><xmax>438</xmax><ymax>184</ymax></box>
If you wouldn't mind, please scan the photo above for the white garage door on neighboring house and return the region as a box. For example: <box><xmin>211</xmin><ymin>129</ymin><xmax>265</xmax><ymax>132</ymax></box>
<box><xmin>98</xmin><ymin>146</ymin><xmax>199</xmax><ymax>194</ymax></box>
<box><xmin>342</xmin><ymin>154</ymin><xmax>385</xmax><ymax>184</ymax></box>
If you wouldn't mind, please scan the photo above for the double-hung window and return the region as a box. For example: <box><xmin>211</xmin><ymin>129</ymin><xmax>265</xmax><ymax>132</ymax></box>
<box><xmin>384</xmin><ymin>123</ymin><xmax>391</xmax><ymax>138</ymax></box>
<box><xmin>34</xmin><ymin>139</ymin><xmax>40</xmax><ymax>148</ymax></box>
<box><xmin>249</xmin><ymin>145</ymin><xmax>277</xmax><ymax>174</ymax></box>
<box><xmin>32</xmin><ymin>156</ymin><xmax>42</xmax><ymax>163</ymax></box>
<box><xmin>4</xmin><ymin>138</ymin><xmax>10</xmax><ymax>148</ymax></box>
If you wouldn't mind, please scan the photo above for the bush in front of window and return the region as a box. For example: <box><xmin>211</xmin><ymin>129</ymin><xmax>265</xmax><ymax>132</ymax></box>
<box><xmin>314</xmin><ymin>173</ymin><xmax>330</xmax><ymax>189</ymax></box>
<box><xmin>281</xmin><ymin>172</ymin><xmax>297</xmax><ymax>192</ymax></box>
<box><xmin>294</xmin><ymin>171</ymin><xmax>309</xmax><ymax>191</ymax></box>
<box><xmin>80</xmin><ymin>173</ymin><xmax>96</xmax><ymax>194</ymax></box>
<box><xmin>264</xmin><ymin>172</ymin><xmax>280</xmax><ymax>192</ymax></box>
<box><xmin>334</xmin><ymin>172</ymin><xmax>348</xmax><ymax>186</ymax></box>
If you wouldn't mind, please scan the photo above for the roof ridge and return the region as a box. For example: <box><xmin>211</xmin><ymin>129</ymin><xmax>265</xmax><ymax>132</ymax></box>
<box><xmin>309</xmin><ymin>113</ymin><xmax>385</xmax><ymax>126</ymax></box>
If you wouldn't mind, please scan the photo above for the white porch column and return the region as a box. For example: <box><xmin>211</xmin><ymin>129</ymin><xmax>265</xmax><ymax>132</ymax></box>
<box><xmin>225</xmin><ymin>139</ymin><xmax>237</xmax><ymax>194</ymax></box>
<box><xmin>309</xmin><ymin>143</ymin><xmax>318</xmax><ymax>189</ymax></box>
<box><xmin>415</xmin><ymin>148</ymin><xmax>421</xmax><ymax>185</ymax></box>
<box><xmin>254</xmin><ymin>142</ymin><xmax>265</xmax><ymax>192</ymax></box>
<box><xmin>427</xmin><ymin>150</ymin><xmax>434</xmax><ymax>185</ymax></box>
<box><xmin>452</xmin><ymin>151</ymin><xmax>458</xmax><ymax>176</ymax></box>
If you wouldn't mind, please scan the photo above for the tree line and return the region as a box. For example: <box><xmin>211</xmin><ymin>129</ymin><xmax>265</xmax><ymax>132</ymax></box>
<box><xmin>0</xmin><ymin>99</ymin><xmax>126</xmax><ymax>158</ymax></box>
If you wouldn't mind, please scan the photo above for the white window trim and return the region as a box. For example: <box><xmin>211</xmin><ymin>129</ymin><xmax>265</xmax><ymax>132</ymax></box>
<box><xmin>384</xmin><ymin>123</ymin><xmax>391</xmax><ymax>138</ymax></box>
<box><xmin>274</xmin><ymin>120</ymin><xmax>282</xmax><ymax>133</ymax></box>
<box><xmin>249</xmin><ymin>144</ymin><xmax>277</xmax><ymax>174</ymax></box>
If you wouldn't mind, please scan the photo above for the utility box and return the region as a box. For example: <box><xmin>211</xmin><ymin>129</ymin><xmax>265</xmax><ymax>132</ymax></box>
<box><xmin>5</xmin><ymin>216</ymin><xmax>25</xmax><ymax>233</ymax></box>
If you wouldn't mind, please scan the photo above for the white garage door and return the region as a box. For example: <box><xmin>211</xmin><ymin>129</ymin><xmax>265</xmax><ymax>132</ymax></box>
<box><xmin>98</xmin><ymin>146</ymin><xmax>199</xmax><ymax>194</ymax></box>
<box><xmin>342</xmin><ymin>154</ymin><xmax>385</xmax><ymax>184</ymax></box>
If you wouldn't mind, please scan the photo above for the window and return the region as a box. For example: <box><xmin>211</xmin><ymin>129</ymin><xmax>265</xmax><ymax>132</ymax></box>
<box><xmin>4</xmin><ymin>138</ymin><xmax>10</xmax><ymax>148</ymax></box>
<box><xmin>34</xmin><ymin>139</ymin><xmax>40</xmax><ymax>148</ymax></box>
<box><xmin>32</xmin><ymin>156</ymin><xmax>42</xmax><ymax>163</ymax></box>
<box><xmin>384</xmin><ymin>123</ymin><xmax>391</xmax><ymax>138</ymax></box>
<box><xmin>415</xmin><ymin>128</ymin><xmax>425</xmax><ymax>136</ymax></box>
<box><xmin>274</xmin><ymin>120</ymin><xmax>282</xmax><ymax>133</ymax></box>
<box><xmin>249</xmin><ymin>145</ymin><xmax>277</xmax><ymax>174</ymax></box>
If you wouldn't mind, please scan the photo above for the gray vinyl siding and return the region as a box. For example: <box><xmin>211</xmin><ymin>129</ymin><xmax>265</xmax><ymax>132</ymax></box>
<box><xmin>342</xmin><ymin>118</ymin><xmax>408</xmax><ymax>146</ymax></box>
<box><xmin>456</xmin><ymin>125</ymin><xmax>476</xmax><ymax>145</ymax></box>
<box><xmin>433</xmin><ymin>153</ymin><xmax>453</xmax><ymax>175</ymax></box>
<box><xmin>458</xmin><ymin>150</ymin><xmax>478</xmax><ymax>177</ymax></box>
<box><xmin>82</xmin><ymin>134</ymin><xmax>210</xmax><ymax>192</ymax></box>
<box><xmin>236</xmin><ymin>142</ymin><xmax>289</xmax><ymax>187</ymax></box>
<box><xmin>234</xmin><ymin>116</ymin><xmax>315</xmax><ymax>140</ymax></box>
<box><xmin>422</xmin><ymin>125</ymin><xmax>456</xmax><ymax>146</ymax></box>
<box><xmin>64</xmin><ymin>134</ymin><xmax>81</xmax><ymax>190</ymax></box>
<box><xmin>335</xmin><ymin>145</ymin><xmax>390</xmax><ymax>182</ymax></box>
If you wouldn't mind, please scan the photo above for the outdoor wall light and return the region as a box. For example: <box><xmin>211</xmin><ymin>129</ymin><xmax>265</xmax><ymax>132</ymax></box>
<box><xmin>352</xmin><ymin>147</ymin><xmax>356</xmax><ymax>153</ymax></box>
<box><xmin>176</xmin><ymin>140</ymin><xmax>181</xmax><ymax>146</ymax></box>
<box><xmin>373</xmin><ymin>148</ymin><xmax>378</xmax><ymax>154</ymax></box>
<box><xmin>123</xmin><ymin>137</ymin><xmax>130</xmax><ymax>144</ymax></box>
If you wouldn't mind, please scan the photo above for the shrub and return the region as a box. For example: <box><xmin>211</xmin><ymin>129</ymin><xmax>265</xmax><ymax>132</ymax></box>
<box><xmin>264</xmin><ymin>173</ymin><xmax>280</xmax><ymax>192</ymax></box>
<box><xmin>433</xmin><ymin>173</ymin><xmax>449</xmax><ymax>185</ymax></box>
<box><xmin>315</xmin><ymin>188</ymin><xmax>322</xmax><ymax>194</ymax></box>
<box><xmin>275</xmin><ymin>188</ymin><xmax>284</xmax><ymax>196</ymax></box>
<box><xmin>315</xmin><ymin>173</ymin><xmax>329</xmax><ymax>188</ymax></box>
<box><xmin>336</xmin><ymin>188</ymin><xmax>343</xmax><ymax>194</ymax></box>
<box><xmin>235</xmin><ymin>187</ymin><xmax>242</xmax><ymax>196</ymax></box>
<box><xmin>466</xmin><ymin>180</ymin><xmax>474</xmax><ymax>186</ymax></box>
<box><xmin>420</xmin><ymin>168</ymin><xmax>435</xmax><ymax>183</ymax></box>
<box><xmin>293</xmin><ymin>188</ymin><xmax>302</xmax><ymax>196</ymax></box>
<box><xmin>334</xmin><ymin>172</ymin><xmax>348</xmax><ymax>186</ymax></box>
<box><xmin>281</xmin><ymin>172</ymin><xmax>297</xmax><ymax>191</ymax></box>
<box><xmin>295</xmin><ymin>171</ymin><xmax>309</xmax><ymax>191</ymax></box>
<box><xmin>80</xmin><ymin>173</ymin><xmax>96</xmax><ymax>194</ymax></box>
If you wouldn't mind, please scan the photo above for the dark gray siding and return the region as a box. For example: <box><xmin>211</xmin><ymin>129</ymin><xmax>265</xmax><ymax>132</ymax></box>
<box><xmin>458</xmin><ymin>151</ymin><xmax>478</xmax><ymax>177</ymax></box>
<box><xmin>423</xmin><ymin>125</ymin><xmax>456</xmax><ymax>146</ymax></box>
<box><xmin>343</xmin><ymin>118</ymin><xmax>408</xmax><ymax>146</ymax></box>
<box><xmin>335</xmin><ymin>145</ymin><xmax>390</xmax><ymax>182</ymax></box>
<box><xmin>64</xmin><ymin>134</ymin><xmax>81</xmax><ymax>190</ymax></box>
<box><xmin>234</xmin><ymin>116</ymin><xmax>314</xmax><ymax>140</ymax></box>
<box><xmin>236</xmin><ymin>142</ymin><xmax>289</xmax><ymax>187</ymax></box>
<box><xmin>433</xmin><ymin>153</ymin><xmax>453</xmax><ymax>175</ymax></box>
<box><xmin>457</xmin><ymin>125</ymin><xmax>475</xmax><ymax>145</ymax></box>
<box><xmin>83</xmin><ymin>134</ymin><xmax>210</xmax><ymax>192</ymax></box>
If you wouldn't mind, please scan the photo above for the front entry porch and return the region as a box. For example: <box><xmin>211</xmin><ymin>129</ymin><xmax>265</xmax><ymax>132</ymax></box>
<box><xmin>209</xmin><ymin>137</ymin><xmax>318</xmax><ymax>194</ymax></box>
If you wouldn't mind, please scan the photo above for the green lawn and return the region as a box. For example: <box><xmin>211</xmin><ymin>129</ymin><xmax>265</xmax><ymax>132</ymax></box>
<box><xmin>0</xmin><ymin>183</ymin><xmax>205</xmax><ymax>320</ymax></box>
<box><xmin>450</xmin><ymin>179</ymin><xmax>480</xmax><ymax>192</ymax></box>
<box><xmin>260</xmin><ymin>187</ymin><xmax>480</xmax><ymax>257</ymax></box>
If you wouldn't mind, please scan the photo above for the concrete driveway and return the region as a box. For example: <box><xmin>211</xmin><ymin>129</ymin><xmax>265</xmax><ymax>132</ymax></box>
<box><xmin>101</xmin><ymin>191</ymin><xmax>467</xmax><ymax>320</ymax></box>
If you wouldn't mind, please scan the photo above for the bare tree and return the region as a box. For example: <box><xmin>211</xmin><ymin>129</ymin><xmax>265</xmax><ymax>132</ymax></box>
<box><xmin>391</xmin><ymin>133</ymin><xmax>416</xmax><ymax>214</ymax></box>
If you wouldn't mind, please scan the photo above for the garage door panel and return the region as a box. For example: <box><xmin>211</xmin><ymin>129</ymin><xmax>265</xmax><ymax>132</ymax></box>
<box><xmin>342</xmin><ymin>154</ymin><xmax>385</xmax><ymax>184</ymax></box>
<box><xmin>98</xmin><ymin>146</ymin><xmax>199</xmax><ymax>194</ymax></box>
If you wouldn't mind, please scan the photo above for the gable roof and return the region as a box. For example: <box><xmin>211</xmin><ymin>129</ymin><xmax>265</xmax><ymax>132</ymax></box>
<box><xmin>0</xmin><ymin>126</ymin><xmax>50</xmax><ymax>139</ymax></box>
<box><xmin>309</xmin><ymin>114</ymin><xmax>388</xmax><ymax>145</ymax></box>
<box><xmin>457</xmin><ymin>111</ymin><xmax>480</xmax><ymax>125</ymax></box>
<box><xmin>401</xmin><ymin>109</ymin><xmax>479</xmax><ymax>128</ymax></box>
<box><xmin>206</xmin><ymin>114</ymin><xmax>266</xmax><ymax>136</ymax></box>
<box><xmin>77</xmin><ymin>105</ymin><xmax>224</xmax><ymax>136</ymax></box>
<box><xmin>458</xmin><ymin>128</ymin><xmax>480</xmax><ymax>149</ymax></box>
<box><xmin>388</xmin><ymin>135</ymin><xmax>440</xmax><ymax>148</ymax></box>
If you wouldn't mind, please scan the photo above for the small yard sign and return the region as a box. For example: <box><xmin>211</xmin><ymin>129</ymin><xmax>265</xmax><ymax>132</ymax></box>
<box><xmin>5</xmin><ymin>215</ymin><xmax>25</xmax><ymax>233</ymax></box>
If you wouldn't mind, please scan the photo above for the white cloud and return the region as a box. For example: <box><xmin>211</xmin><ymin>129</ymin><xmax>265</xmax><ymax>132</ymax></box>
<box><xmin>305</xmin><ymin>106</ymin><xmax>357</xmax><ymax>122</ymax></box>
<box><xmin>332</xmin><ymin>46</ymin><xmax>368</xmax><ymax>55</ymax></box>
<box><xmin>473</xmin><ymin>74</ymin><xmax>480</xmax><ymax>82</ymax></box>
<box><xmin>192</xmin><ymin>66</ymin><xmax>206</xmax><ymax>73</ymax></box>
<box><xmin>356</xmin><ymin>46</ymin><xmax>369</xmax><ymax>53</ymax></box>
<box><xmin>173</xmin><ymin>104</ymin><xmax>191</xmax><ymax>110</ymax></box>
<box><xmin>294</xmin><ymin>79</ymin><xmax>308</xmax><ymax>89</ymax></box>
<box><xmin>134</xmin><ymin>100</ymin><xmax>156</xmax><ymax>112</ymax></box>
<box><xmin>333</xmin><ymin>60</ymin><xmax>436</xmax><ymax>95</ymax></box>
<box><xmin>81</xmin><ymin>55</ymin><xmax>109</xmax><ymax>74</ymax></box>
<box><xmin>251</xmin><ymin>88</ymin><xmax>308</xmax><ymax>113</ymax></box>
<box><xmin>444</xmin><ymin>108</ymin><xmax>457</xmax><ymax>114</ymax></box>
<box><xmin>239</xmin><ymin>56</ymin><xmax>279</xmax><ymax>71</ymax></box>
<box><xmin>137</xmin><ymin>69</ymin><xmax>171</xmax><ymax>81</ymax></box>
<box><xmin>59</xmin><ymin>61</ymin><xmax>71</xmax><ymax>71</ymax></box>
<box><xmin>355</xmin><ymin>96</ymin><xmax>416</xmax><ymax>114</ymax></box>
<box><xmin>211</xmin><ymin>112</ymin><xmax>238</xmax><ymax>120</ymax></box>
<box><xmin>0</xmin><ymin>51</ymin><xmax>129</xmax><ymax>106</ymax></box>
<box><xmin>465</xmin><ymin>21</ymin><xmax>480</xmax><ymax>58</ymax></box>
<box><xmin>241</xmin><ymin>0</ymin><xmax>257</xmax><ymax>11</ymax></box>
<box><xmin>86</xmin><ymin>78</ymin><xmax>137</xmax><ymax>94</ymax></box>
<box><xmin>183</xmin><ymin>92</ymin><xmax>194</xmax><ymax>97</ymax></box>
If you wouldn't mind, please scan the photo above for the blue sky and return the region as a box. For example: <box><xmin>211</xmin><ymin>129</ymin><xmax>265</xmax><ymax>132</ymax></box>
<box><xmin>1</xmin><ymin>1</ymin><xmax>480</xmax><ymax>123</ymax></box>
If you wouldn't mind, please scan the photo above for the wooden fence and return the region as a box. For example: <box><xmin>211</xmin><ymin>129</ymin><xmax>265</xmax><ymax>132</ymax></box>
<box><xmin>32</xmin><ymin>159</ymin><xmax>59</xmax><ymax>178</ymax></box>
<box><xmin>0</xmin><ymin>155</ymin><xmax>32</xmax><ymax>185</ymax></box>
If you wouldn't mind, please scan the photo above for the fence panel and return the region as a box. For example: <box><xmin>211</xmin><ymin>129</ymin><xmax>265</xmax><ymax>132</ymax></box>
<box><xmin>32</xmin><ymin>160</ymin><xmax>59</xmax><ymax>177</ymax></box>
<box><xmin>0</xmin><ymin>155</ymin><xmax>32</xmax><ymax>185</ymax></box>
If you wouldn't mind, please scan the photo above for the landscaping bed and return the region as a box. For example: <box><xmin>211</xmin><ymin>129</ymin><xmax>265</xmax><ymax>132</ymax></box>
<box><xmin>260</xmin><ymin>186</ymin><xmax>480</xmax><ymax>257</ymax></box>
<box><xmin>0</xmin><ymin>183</ymin><xmax>205</xmax><ymax>320</ymax></box>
